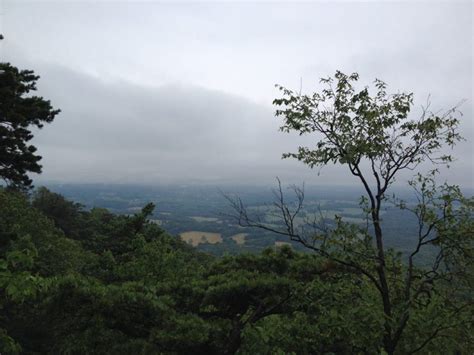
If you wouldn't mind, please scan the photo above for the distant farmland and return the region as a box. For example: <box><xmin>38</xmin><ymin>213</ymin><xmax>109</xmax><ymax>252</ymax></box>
<box><xmin>180</xmin><ymin>231</ymin><xmax>223</xmax><ymax>246</ymax></box>
<box><xmin>231</xmin><ymin>233</ymin><xmax>247</xmax><ymax>245</ymax></box>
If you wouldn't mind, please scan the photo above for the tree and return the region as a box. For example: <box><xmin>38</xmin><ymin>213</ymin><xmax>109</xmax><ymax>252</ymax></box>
<box><xmin>227</xmin><ymin>71</ymin><xmax>473</xmax><ymax>354</ymax></box>
<box><xmin>0</xmin><ymin>57</ymin><xmax>60</xmax><ymax>189</ymax></box>
<box><xmin>32</xmin><ymin>187</ymin><xmax>84</xmax><ymax>238</ymax></box>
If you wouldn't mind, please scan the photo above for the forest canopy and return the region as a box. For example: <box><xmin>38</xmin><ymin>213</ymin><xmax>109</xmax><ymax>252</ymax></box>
<box><xmin>1</xmin><ymin>187</ymin><xmax>472</xmax><ymax>354</ymax></box>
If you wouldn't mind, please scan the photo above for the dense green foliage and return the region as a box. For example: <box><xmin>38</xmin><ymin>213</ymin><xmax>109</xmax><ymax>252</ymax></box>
<box><xmin>0</xmin><ymin>187</ymin><xmax>472</xmax><ymax>354</ymax></box>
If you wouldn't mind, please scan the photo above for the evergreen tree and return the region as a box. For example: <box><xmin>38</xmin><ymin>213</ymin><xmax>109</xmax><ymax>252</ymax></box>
<box><xmin>0</xmin><ymin>58</ymin><xmax>60</xmax><ymax>189</ymax></box>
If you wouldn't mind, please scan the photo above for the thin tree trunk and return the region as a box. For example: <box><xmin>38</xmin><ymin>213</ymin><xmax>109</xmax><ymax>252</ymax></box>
<box><xmin>372</xmin><ymin>208</ymin><xmax>395</xmax><ymax>355</ymax></box>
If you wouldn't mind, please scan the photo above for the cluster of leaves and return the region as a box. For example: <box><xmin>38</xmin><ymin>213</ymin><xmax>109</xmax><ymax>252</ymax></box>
<box><xmin>1</xmin><ymin>187</ymin><xmax>472</xmax><ymax>354</ymax></box>
<box><xmin>274</xmin><ymin>71</ymin><xmax>462</xmax><ymax>172</ymax></box>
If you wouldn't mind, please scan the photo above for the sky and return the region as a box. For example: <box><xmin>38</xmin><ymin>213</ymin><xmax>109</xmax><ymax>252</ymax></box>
<box><xmin>0</xmin><ymin>0</ymin><xmax>473</xmax><ymax>187</ymax></box>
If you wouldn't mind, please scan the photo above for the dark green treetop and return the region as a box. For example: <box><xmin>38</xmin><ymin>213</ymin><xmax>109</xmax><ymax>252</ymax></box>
<box><xmin>0</xmin><ymin>62</ymin><xmax>60</xmax><ymax>189</ymax></box>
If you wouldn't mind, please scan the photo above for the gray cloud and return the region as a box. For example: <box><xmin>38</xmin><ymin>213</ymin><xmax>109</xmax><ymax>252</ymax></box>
<box><xmin>0</xmin><ymin>1</ymin><xmax>472</xmax><ymax>187</ymax></box>
<box><xmin>26</xmin><ymin>64</ymin><xmax>318</xmax><ymax>184</ymax></box>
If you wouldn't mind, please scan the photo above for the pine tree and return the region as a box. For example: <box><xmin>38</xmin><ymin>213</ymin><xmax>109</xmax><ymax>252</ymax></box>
<box><xmin>0</xmin><ymin>61</ymin><xmax>60</xmax><ymax>189</ymax></box>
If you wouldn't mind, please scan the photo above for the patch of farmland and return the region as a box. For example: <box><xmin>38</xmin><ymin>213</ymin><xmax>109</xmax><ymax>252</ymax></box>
<box><xmin>230</xmin><ymin>233</ymin><xmax>247</xmax><ymax>245</ymax></box>
<box><xmin>190</xmin><ymin>216</ymin><xmax>220</xmax><ymax>223</ymax></box>
<box><xmin>180</xmin><ymin>231</ymin><xmax>223</xmax><ymax>247</ymax></box>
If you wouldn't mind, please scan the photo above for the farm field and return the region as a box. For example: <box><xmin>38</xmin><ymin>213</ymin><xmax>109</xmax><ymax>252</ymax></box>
<box><xmin>180</xmin><ymin>231</ymin><xmax>223</xmax><ymax>246</ymax></box>
<box><xmin>190</xmin><ymin>216</ymin><xmax>221</xmax><ymax>223</ymax></box>
<box><xmin>230</xmin><ymin>233</ymin><xmax>247</xmax><ymax>245</ymax></box>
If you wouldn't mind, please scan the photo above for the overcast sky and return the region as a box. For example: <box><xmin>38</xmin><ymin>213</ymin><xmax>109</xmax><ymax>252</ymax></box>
<box><xmin>0</xmin><ymin>1</ymin><xmax>472</xmax><ymax>187</ymax></box>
